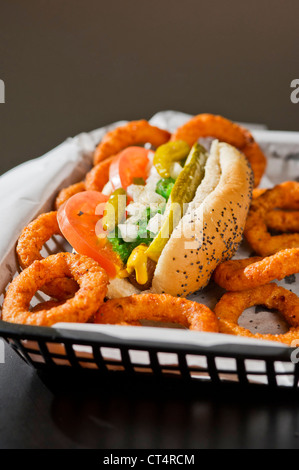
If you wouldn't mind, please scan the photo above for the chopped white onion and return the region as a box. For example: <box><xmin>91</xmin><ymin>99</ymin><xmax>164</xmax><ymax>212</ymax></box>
<box><xmin>126</xmin><ymin>184</ymin><xmax>144</xmax><ymax>202</ymax></box>
<box><xmin>101</xmin><ymin>181</ymin><xmax>114</xmax><ymax>196</ymax></box>
<box><xmin>118</xmin><ymin>224</ymin><xmax>139</xmax><ymax>242</ymax></box>
<box><xmin>169</xmin><ymin>162</ymin><xmax>183</xmax><ymax>179</ymax></box>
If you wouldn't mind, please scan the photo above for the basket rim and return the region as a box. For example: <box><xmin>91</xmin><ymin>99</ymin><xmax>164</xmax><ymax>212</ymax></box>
<box><xmin>0</xmin><ymin>319</ymin><xmax>295</xmax><ymax>362</ymax></box>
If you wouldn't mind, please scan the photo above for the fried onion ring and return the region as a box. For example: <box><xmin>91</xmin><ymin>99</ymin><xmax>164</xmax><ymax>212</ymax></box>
<box><xmin>93</xmin><ymin>120</ymin><xmax>171</xmax><ymax>165</ymax></box>
<box><xmin>16</xmin><ymin>212</ymin><xmax>78</xmax><ymax>300</ymax></box>
<box><xmin>266</xmin><ymin>210</ymin><xmax>299</xmax><ymax>233</ymax></box>
<box><xmin>2</xmin><ymin>253</ymin><xmax>109</xmax><ymax>326</ymax></box>
<box><xmin>214</xmin><ymin>283</ymin><xmax>299</xmax><ymax>345</ymax></box>
<box><xmin>252</xmin><ymin>188</ymin><xmax>267</xmax><ymax>199</ymax></box>
<box><xmin>85</xmin><ymin>154</ymin><xmax>116</xmax><ymax>191</ymax></box>
<box><xmin>170</xmin><ymin>114</ymin><xmax>266</xmax><ymax>187</ymax></box>
<box><xmin>55</xmin><ymin>181</ymin><xmax>86</xmax><ymax>209</ymax></box>
<box><xmin>253</xmin><ymin>188</ymin><xmax>299</xmax><ymax>233</ymax></box>
<box><xmin>55</xmin><ymin>156</ymin><xmax>115</xmax><ymax>209</ymax></box>
<box><xmin>213</xmin><ymin>249</ymin><xmax>299</xmax><ymax>291</ymax></box>
<box><xmin>30</xmin><ymin>299</ymin><xmax>64</xmax><ymax>312</ymax></box>
<box><xmin>94</xmin><ymin>293</ymin><xmax>219</xmax><ymax>332</ymax></box>
<box><xmin>244</xmin><ymin>182</ymin><xmax>299</xmax><ymax>256</ymax></box>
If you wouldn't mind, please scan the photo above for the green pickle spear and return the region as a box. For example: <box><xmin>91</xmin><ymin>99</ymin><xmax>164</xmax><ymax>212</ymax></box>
<box><xmin>102</xmin><ymin>188</ymin><xmax>127</xmax><ymax>233</ymax></box>
<box><xmin>146</xmin><ymin>143</ymin><xmax>208</xmax><ymax>262</ymax></box>
<box><xmin>153</xmin><ymin>140</ymin><xmax>191</xmax><ymax>178</ymax></box>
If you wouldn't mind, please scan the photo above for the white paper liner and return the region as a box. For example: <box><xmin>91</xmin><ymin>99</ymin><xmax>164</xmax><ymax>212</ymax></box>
<box><xmin>1</xmin><ymin>110</ymin><xmax>299</xmax><ymax>386</ymax></box>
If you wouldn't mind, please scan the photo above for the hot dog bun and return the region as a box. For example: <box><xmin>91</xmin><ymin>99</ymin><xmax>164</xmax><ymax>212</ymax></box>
<box><xmin>153</xmin><ymin>141</ymin><xmax>253</xmax><ymax>296</ymax></box>
<box><xmin>107</xmin><ymin>141</ymin><xmax>253</xmax><ymax>299</ymax></box>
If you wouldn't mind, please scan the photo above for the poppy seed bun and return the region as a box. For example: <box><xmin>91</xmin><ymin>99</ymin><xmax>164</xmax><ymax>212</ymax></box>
<box><xmin>152</xmin><ymin>140</ymin><xmax>254</xmax><ymax>296</ymax></box>
<box><xmin>106</xmin><ymin>141</ymin><xmax>253</xmax><ymax>299</ymax></box>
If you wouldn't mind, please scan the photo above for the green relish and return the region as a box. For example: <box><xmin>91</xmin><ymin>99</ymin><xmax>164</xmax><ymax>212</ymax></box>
<box><xmin>155</xmin><ymin>177</ymin><xmax>175</xmax><ymax>201</ymax></box>
<box><xmin>107</xmin><ymin>207</ymin><xmax>161</xmax><ymax>263</ymax></box>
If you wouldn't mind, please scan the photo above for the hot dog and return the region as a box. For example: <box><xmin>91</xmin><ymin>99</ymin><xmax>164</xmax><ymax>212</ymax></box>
<box><xmin>58</xmin><ymin>136</ymin><xmax>254</xmax><ymax>298</ymax></box>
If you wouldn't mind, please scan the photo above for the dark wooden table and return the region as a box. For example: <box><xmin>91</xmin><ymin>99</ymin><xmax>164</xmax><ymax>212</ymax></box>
<box><xmin>1</xmin><ymin>340</ymin><xmax>299</xmax><ymax>449</ymax></box>
<box><xmin>0</xmin><ymin>0</ymin><xmax>299</xmax><ymax>450</ymax></box>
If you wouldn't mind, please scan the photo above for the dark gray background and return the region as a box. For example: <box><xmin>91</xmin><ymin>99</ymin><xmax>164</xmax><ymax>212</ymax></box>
<box><xmin>0</xmin><ymin>0</ymin><xmax>299</xmax><ymax>176</ymax></box>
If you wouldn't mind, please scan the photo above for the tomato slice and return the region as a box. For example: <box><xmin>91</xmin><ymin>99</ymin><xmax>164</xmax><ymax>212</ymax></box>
<box><xmin>109</xmin><ymin>146</ymin><xmax>152</xmax><ymax>190</ymax></box>
<box><xmin>57</xmin><ymin>191</ymin><xmax>122</xmax><ymax>278</ymax></box>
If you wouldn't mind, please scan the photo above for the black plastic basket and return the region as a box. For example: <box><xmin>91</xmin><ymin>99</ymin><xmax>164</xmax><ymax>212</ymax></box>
<box><xmin>0</xmin><ymin>319</ymin><xmax>298</xmax><ymax>389</ymax></box>
<box><xmin>1</xmin><ymin>118</ymin><xmax>299</xmax><ymax>391</ymax></box>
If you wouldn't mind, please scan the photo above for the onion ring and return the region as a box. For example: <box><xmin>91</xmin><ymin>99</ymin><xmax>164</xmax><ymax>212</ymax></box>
<box><xmin>30</xmin><ymin>299</ymin><xmax>64</xmax><ymax>312</ymax></box>
<box><xmin>55</xmin><ymin>181</ymin><xmax>86</xmax><ymax>209</ymax></box>
<box><xmin>252</xmin><ymin>188</ymin><xmax>267</xmax><ymax>199</ymax></box>
<box><xmin>93</xmin><ymin>120</ymin><xmax>171</xmax><ymax>165</ymax></box>
<box><xmin>253</xmin><ymin>188</ymin><xmax>299</xmax><ymax>233</ymax></box>
<box><xmin>213</xmin><ymin>248</ymin><xmax>299</xmax><ymax>291</ymax></box>
<box><xmin>16</xmin><ymin>212</ymin><xmax>78</xmax><ymax>300</ymax></box>
<box><xmin>2</xmin><ymin>253</ymin><xmax>109</xmax><ymax>326</ymax></box>
<box><xmin>265</xmin><ymin>210</ymin><xmax>299</xmax><ymax>234</ymax></box>
<box><xmin>170</xmin><ymin>113</ymin><xmax>266</xmax><ymax>187</ymax></box>
<box><xmin>55</xmin><ymin>156</ymin><xmax>115</xmax><ymax>209</ymax></box>
<box><xmin>94</xmin><ymin>293</ymin><xmax>219</xmax><ymax>332</ymax></box>
<box><xmin>244</xmin><ymin>182</ymin><xmax>299</xmax><ymax>256</ymax></box>
<box><xmin>85</xmin><ymin>154</ymin><xmax>116</xmax><ymax>191</ymax></box>
<box><xmin>214</xmin><ymin>283</ymin><xmax>299</xmax><ymax>345</ymax></box>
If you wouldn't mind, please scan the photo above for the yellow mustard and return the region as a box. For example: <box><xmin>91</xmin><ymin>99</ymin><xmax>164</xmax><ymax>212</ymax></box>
<box><xmin>126</xmin><ymin>244</ymin><xmax>149</xmax><ymax>284</ymax></box>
